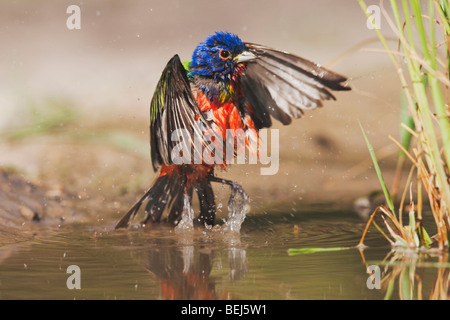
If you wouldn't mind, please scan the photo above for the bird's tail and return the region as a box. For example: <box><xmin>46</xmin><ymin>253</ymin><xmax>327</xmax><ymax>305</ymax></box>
<box><xmin>115</xmin><ymin>166</ymin><xmax>216</xmax><ymax>229</ymax></box>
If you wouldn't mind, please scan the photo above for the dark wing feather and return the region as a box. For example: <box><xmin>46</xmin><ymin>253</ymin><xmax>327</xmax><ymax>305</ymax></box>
<box><xmin>241</xmin><ymin>43</ymin><xmax>351</xmax><ymax>128</ymax></box>
<box><xmin>150</xmin><ymin>55</ymin><xmax>213</xmax><ymax>171</ymax></box>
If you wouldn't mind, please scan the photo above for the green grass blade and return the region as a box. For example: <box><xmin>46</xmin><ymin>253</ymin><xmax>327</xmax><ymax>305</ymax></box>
<box><xmin>359</xmin><ymin>122</ymin><xmax>396</xmax><ymax>214</ymax></box>
<box><xmin>421</xmin><ymin>226</ymin><xmax>433</xmax><ymax>248</ymax></box>
<box><xmin>287</xmin><ymin>247</ymin><xmax>351</xmax><ymax>256</ymax></box>
<box><xmin>393</xmin><ymin>235</ymin><xmax>408</xmax><ymax>247</ymax></box>
<box><xmin>398</xmin><ymin>89</ymin><xmax>415</xmax><ymax>157</ymax></box>
<box><xmin>408</xmin><ymin>210</ymin><xmax>420</xmax><ymax>247</ymax></box>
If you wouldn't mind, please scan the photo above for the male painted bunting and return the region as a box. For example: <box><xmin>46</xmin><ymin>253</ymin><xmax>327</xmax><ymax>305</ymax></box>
<box><xmin>115</xmin><ymin>31</ymin><xmax>350</xmax><ymax>229</ymax></box>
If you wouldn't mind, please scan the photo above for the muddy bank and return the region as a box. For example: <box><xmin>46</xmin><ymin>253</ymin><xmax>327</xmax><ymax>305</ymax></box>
<box><xmin>0</xmin><ymin>169</ymin><xmax>72</xmax><ymax>246</ymax></box>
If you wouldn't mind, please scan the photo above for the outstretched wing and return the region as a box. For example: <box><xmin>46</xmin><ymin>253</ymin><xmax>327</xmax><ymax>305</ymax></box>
<box><xmin>241</xmin><ymin>43</ymin><xmax>351</xmax><ymax>129</ymax></box>
<box><xmin>150</xmin><ymin>55</ymin><xmax>213</xmax><ymax>171</ymax></box>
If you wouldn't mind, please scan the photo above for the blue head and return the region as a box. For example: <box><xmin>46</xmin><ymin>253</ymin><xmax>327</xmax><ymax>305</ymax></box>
<box><xmin>190</xmin><ymin>32</ymin><xmax>255</xmax><ymax>83</ymax></box>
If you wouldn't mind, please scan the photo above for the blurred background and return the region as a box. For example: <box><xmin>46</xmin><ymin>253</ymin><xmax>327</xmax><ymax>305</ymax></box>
<box><xmin>0</xmin><ymin>0</ymin><xmax>401</xmax><ymax>225</ymax></box>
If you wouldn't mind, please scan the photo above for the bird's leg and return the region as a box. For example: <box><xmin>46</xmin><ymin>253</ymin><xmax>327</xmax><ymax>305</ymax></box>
<box><xmin>208</xmin><ymin>176</ymin><xmax>249</xmax><ymax>203</ymax></box>
<box><xmin>208</xmin><ymin>175</ymin><xmax>250</xmax><ymax>229</ymax></box>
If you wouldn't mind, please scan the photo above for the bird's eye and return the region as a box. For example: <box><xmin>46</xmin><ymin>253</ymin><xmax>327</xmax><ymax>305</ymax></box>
<box><xmin>219</xmin><ymin>49</ymin><xmax>231</xmax><ymax>60</ymax></box>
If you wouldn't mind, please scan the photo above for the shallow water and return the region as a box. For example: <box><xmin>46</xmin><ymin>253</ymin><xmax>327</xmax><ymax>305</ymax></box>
<box><xmin>0</xmin><ymin>210</ymin><xmax>448</xmax><ymax>300</ymax></box>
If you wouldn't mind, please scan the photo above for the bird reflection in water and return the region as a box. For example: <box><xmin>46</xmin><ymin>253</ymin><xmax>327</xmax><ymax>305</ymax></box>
<box><xmin>134</xmin><ymin>232</ymin><xmax>247</xmax><ymax>300</ymax></box>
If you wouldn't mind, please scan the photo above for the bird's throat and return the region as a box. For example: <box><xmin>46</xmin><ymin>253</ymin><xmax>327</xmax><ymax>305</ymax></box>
<box><xmin>193</xmin><ymin>76</ymin><xmax>240</xmax><ymax>105</ymax></box>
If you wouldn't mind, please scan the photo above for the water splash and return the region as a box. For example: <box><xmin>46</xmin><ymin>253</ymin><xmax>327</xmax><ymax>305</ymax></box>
<box><xmin>221</xmin><ymin>186</ymin><xmax>250</xmax><ymax>233</ymax></box>
<box><xmin>175</xmin><ymin>185</ymin><xmax>249</xmax><ymax>233</ymax></box>
<box><xmin>175</xmin><ymin>193</ymin><xmax>194</xmax><ymax>232</ymax></box>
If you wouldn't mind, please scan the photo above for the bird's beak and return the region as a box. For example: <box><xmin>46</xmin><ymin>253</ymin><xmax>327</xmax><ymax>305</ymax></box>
<box><xmin>234</xmin><ymin>51</ymin><xmax>257</xmax><ymax>64</ymax></box>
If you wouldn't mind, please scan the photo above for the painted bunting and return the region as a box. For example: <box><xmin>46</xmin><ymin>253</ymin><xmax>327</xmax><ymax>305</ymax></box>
<box><xmin>115</xmin><ymin>31</ymin><xmax>350</xmax><ymax>229</ymax></box>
